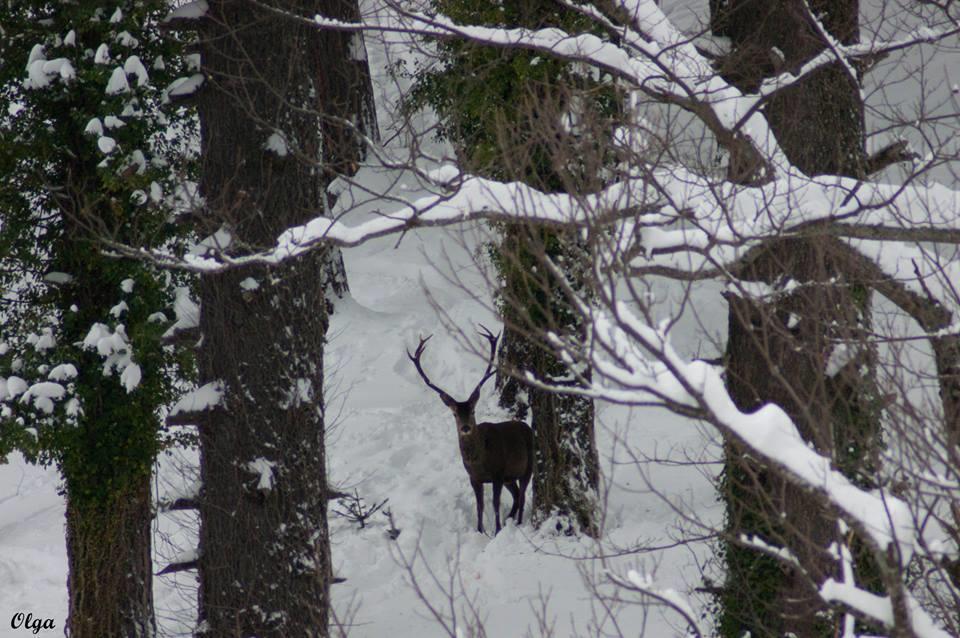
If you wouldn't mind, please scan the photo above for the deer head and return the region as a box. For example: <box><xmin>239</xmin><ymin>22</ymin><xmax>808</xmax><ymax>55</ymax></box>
<box><xmin>406</xmin><ymin>325</ymin><xmax>499</xmax><ymax>433</ymax></box>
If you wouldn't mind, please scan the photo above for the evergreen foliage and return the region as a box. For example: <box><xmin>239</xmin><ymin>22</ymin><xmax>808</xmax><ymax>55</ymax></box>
<box><xmin>0</xmin><ymin>0</ymin><xmax>193</xmax><ymax>478</ymax></box>
<box><xmin>0</xmin><ymin>3</ymin><xmax>194</xmax><ymax>634</ymax></box>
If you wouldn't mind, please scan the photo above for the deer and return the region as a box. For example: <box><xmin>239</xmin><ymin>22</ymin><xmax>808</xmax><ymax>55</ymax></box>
<box><xmin>407</xmin><ymin>325</ymin><xmax>534</xmax><ymax>535</ymax></box>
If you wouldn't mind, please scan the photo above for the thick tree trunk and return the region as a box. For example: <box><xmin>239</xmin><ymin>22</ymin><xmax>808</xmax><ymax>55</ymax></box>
<box><xmin>57</xmin><ymin>191</ymin><xmax>161</xmax><ymax>638</ymax></box>
<box><xmin>721</xmin><ymin>238</ymin><xmax>881</xmax><ymax>637</ymax></box>
<box><xmin>195</xmin><ymin>1</ymin><xmax>372</xmax><ymax>635</ymax></box>
<box><xmin>712</xmin><ymin>1</ymin><xmax>884</xmax><ymax>635</ymax></box>
<box><xmin>497</xmin><ymin>226</ymin><xmax>600</xmax><ymax>536</ymax></box>
<box><xmin>65</xmin><ymin>481</ymin><xmax>155</xmax><ymax>638</ymax></box>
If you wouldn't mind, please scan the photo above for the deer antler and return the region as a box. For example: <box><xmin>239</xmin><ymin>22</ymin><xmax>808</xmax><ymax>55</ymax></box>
<box><xmin>468</xmin><ymin>324</ymin><xmax>500</xmax><ymax>405</ymax></box>
<box><xmin>407</xmin><ymin>335</ymin><xmax>456</xmax><ymax>406</ymax></box>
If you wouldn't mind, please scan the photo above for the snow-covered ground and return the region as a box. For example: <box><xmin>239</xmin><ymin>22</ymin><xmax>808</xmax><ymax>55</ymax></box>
<box><xmin>0</xmin><ymin>218</ymin><xmax>723</xmax><ymax>637</ymax></box>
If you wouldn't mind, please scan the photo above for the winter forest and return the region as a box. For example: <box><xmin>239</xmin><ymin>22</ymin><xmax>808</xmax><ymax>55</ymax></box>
<box><xmin>1</xmin><ymin>0</ymin><xmax>960</xmax><ymax>636</ymax></box>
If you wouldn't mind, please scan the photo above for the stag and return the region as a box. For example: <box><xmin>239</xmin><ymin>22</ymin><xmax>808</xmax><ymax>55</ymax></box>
<box><xmin>408</xmin><ymin>326</ymin><xmax>533</xmax><ymax>535</ymax></box>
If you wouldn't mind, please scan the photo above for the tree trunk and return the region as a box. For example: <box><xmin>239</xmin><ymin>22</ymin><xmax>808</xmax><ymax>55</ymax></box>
<box><xmin>66</xmin><ymin>481</ymin><xmax>155</xmax><ymax>638</ymax></box>
<box><xmin>711</xmin><ymin>1</ymin><xmax>884</xmax><ymax>635</ymax></box>
<box><xmin>195</xmin><ymin>1</ymin><xmax>373</xmax><ymax>635</ymax></box>
<box><xmin>497</xmin><ymin>226</ymin><xmax>600</xmax><ymax>536</ymax></box>
<box><xmin>721</xmin><ymin>238</ymin><xmax>882</xmax><ymax>637</ymax></box>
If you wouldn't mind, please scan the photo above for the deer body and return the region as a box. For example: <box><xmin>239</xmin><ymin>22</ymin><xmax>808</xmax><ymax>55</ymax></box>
<box><xmin>458</xmin><ymin>419</ymin><xmax>533</xmax><ymax>534</ymax></box>
<box><xmin>409</xmin><ymin>327</ymin><xmax>533</xmax><ymax>534</ymax></box>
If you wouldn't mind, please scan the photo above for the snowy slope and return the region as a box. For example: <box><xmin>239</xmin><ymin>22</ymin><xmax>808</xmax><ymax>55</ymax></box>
<box><xmin>0</xmin><ymin>219</ymin><xmax>721</xmax><ymax>638</ymax></box>
<box><xmin>316</xmin><ymin>222</ymin><xmax>722</xmax><ymax>637</ymax></box>
<box><xmin>0</xmin><ymin>457</ymin><xmax>66</xmax><ymax>635</ymax></box>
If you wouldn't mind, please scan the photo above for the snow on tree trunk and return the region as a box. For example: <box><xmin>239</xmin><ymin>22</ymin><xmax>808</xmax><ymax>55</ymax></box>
<box><xmin>193</xmin><ymin>1</ymin><xmax>374</xmax><ymax>634</ymax></box>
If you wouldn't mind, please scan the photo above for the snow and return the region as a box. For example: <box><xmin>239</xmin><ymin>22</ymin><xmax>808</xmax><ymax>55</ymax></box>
<box><xmin>162</xmin><ymin>286</ymin><xmax>200</xmax><ymax>339</ymax></box>
<box><xmin>245</xmin><ymin>458</ymin><xmax>276</xmax><ymax>492</ymax></box>
<box><xmin>165</xmin><ymin>0</ymin><xmax>209</xmax><ymax>21</ymax></box>
<box><xmin>120</xmin><ymin>363</ymin><xmax>142</xmax><ymax>393</ymax></box>
<box><xmin>264</xmin><ymin>132</ymin><xmax>288</xmax><ymax>157</ymax></box>
<box><xmin>169</xmin><ymin>382</ymin><xmax>224</xmax><ymax>416</ymax></box>
<box><xmin>31</xmin><ymin>330</ymin><xmax>56</xmax><ymax>351</ymax></box>
<box><xmin>94</xmin><ymin>43</ymin><xmax>110</xmax><ymax>64</ymax></box>
<box><xmin>120</xmin><ymin>278</ymin><xmax>135</xmax><ymax>293</ymax></box>
<box><xmin>3</xmin><ymin>376</ymin><xmax>28</xmax><ymax>399</ymax></box>
<box><xmin>105</xmin><ymin>66</ymin><xmax>130</xmax><ymax>94</ymax></box>
<box><xmin>42</xmin><ymin>271</ymin><xmax>73</xmax><ymax>285</ymax></box>
<box><xmin>164</xmin><ymin>74</ymin><xmax>204</xmax><ymax>101</ymax></box>
<box><xmin>47</xmin><ymin>364</ymin><xmax>78</xmax><ymax>382</ymax></box>
<box><xmin>115</xmin><ymin>31</ymin><xmax>139</xmax><ymax>48</ymax></box>
<box><xmin>20</xmin><ymin>382</ymin><xmax>66</xmax><ymax>414</ymax></box>
<box><xmin>123</xmin><ymin>55</ymin><xmax>149</xmax><ymax>86</ymax></box>
<box><xmin>97</xmin><ymin>136</ymin><xmax>116</xmax><ymax>154</ymax></box>
<box><xmin>84</xmin><ymin>118</ymin><xmax>104</xmax><ymax>136</ymax></box>
<box><xmin>24</xmin><ymin>49</ymin><xmax>75</xmax><ymax>89</ymax></box>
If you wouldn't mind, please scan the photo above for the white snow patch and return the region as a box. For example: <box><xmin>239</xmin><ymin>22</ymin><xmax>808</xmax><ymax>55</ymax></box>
<box><xmin>97</xmin><ymin>136</ymin><xmax>117</xmax><ymax>154</ymax></box>
<box><xmin>169</xmin><ymin>382</ymin><xmax>224</xmax><ymax>416</ymax></box>
<box><xmin>245</xmin><ymin>458</ymin><xmax>276</xmax><ymax>492</ymax></box>
<box><xmin>1</xmin><ymin>376</ymin><xmax>28</xmax><ymax>400</ymax></box>
<box><xmin>84</xmin><ymin>118</ymin><xmax>104</xmax><ymax>136</ymax></box>
<box><xmin>264</xmin><ymin>132</ymin><xmax>288</xmax><ymax>157</ymax></box>
<box><xmin>164</xmin><ymin>74</ymin><xmax>204</xmax><ymax>101</ymax></box>
<box><xmin>48</xmin><ymin>364</ymin><xmax>78</xmax><ymax>381</ymax></box>
<box><xmin>43</xmin><ymin>271</ymin><xmax>73</xmax><ymax>285</ymax></box>
<box><xmin>115</xmin><ymin>31</ymin><xmax>138</xmax><ymax>48</ymax></box>
<box><xmin>123</xmin><ymin>56</ymin><xmax>149</xmax><ymax>86</ymax></box>
<box><xmin>105</xmin><ymin>66</ymin><xmax>130</xmax><ymax>94</ymax></box>
<box><xmin>32</xmin><ymin>330</ymin><xmax>56</xmax><ymax>351</ymax></box>
<box><xmin>94</xmin><ymin>43</ymin><xmax>110</xmax><ymax>64</ymax></box>
<box><xmin>20</xmin><ymin>382</ymin><xmax>67</xmax><ymax>414</ymax></box>
<box><xmin>428</xmin><ymin>164</ymin><xmax>460</xmax><ymax>184</ymax></box>
<box><xmin>165</xmin><ymin>0</ymin><xmax>209</xmax><ymax>20</ymax></box>
<box><xmin>120</xmin><ymin>363</ymin><xmax>141</xmax><ymax>392</ymax></box>
<box><xmin>162</xmin><ymin>287</ymin><xmax>200</xmax><ymax>339</ymax></box>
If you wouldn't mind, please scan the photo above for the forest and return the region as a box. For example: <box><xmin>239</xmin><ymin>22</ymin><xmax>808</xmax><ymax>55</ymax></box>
<box><xmin>1</xmin><ymin>0</ymin><xmax>959</xmax><ymax>637</ymax></box>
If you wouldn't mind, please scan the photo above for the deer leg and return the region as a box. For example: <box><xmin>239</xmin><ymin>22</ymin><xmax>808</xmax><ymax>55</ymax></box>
<box><xmin>516</xmin><ymin>473</ymin><xmax>531</xmax><ymax>525</ymax></box>
<box><xmin>492</xmin><ymin>480</ymin><xmax>503</xmax><ymax>534</ymax></box>
<box><xmin>505</xmin><ymin>481</ymin><xmax>520</xmax><ymax>520</ymax></box>
<box><xmin>471</xmin><ymin>480</ymin><xmax>485</xmax><ymax>534</ymax></box>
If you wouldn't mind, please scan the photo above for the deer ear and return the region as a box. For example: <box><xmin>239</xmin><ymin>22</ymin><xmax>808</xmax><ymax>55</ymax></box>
<box><xmin>439</xmin><ymin>394</ymin><xmax>457</xmax><ymax>408</ymax></box>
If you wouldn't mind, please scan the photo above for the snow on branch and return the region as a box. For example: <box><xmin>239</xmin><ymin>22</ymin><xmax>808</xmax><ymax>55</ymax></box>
<box><xmin>570</xmin><ymin>298</ymin><xmax>953</xmax><ymax>636</ymax></box>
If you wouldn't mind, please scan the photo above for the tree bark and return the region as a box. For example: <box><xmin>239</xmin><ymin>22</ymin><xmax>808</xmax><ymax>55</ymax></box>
<box><xmin>194</xmin><ymin>1</ymin><xmax>373</xmax><ymax>635</ymax></box>
<box><xmin>711</xmin><ymin>1</ymin><xmax>884</xmax><ymax>635</ymax></box>
<box><xmin>66</xmin><ymin>482</ymin><xmax>154</xmax><ymax>638</ymax></box>
<box><xmin>497</xmin><ymin>226</ymin><xmax>600</xmax><ymax>536</ymax></box>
